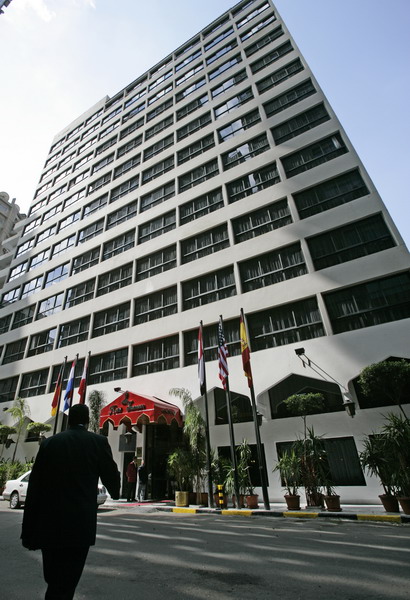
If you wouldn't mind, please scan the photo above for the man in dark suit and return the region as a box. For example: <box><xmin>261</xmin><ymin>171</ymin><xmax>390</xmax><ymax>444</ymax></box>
<box><xmin>21</xmin><ymin>403</ymin><xmax>120</xmax><ymax>600</ymax></box>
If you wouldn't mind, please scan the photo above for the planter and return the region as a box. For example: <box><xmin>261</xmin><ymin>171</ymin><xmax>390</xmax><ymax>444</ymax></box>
<box><xmin>284</xmin><ymin>494</ymin><xmax>300</xmax><ymax>510</ymax></box>
<box><xmin>245</xmin><ymin>494</ymin><xmax>259</xmax><ymax>509</ymax></box>
<box><xmin>379</xmin><ymin>494</ymin><xmax>400</xmax><ymax>513</ymax></box>
<box><xmin>232</xmin><ymin>494</ymin><xmax>245</xmax><ymax>508</ymax></box>
<box><xmin>398</xmin><ymin>497</ymin><xmax>410</xmax><ymax>515</ymax></box>
<box><xmin>214</xmin><ymin>492</ymin><xmax>228</xmax><ymax>509</ymax></box>
<box><xmin>199</xmin><ymin>492</ymin><xmax>208</xmax><ymax>506</ymax></box>
<box><xmin>175</xmin><ymin>491</ymin><xmax>189</xmax><ymax>507</ymax></box>
<box><xmin>324</xmin><ymin>494</ymin><xmax>342</xmax><ymax>512</ymax></box>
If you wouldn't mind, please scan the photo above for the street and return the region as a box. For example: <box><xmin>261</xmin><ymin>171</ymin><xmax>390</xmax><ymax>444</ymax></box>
<box><xmin>1</xmin><ymin>503</ymin><xmax>409</xmax><ymax>600</ymax></box>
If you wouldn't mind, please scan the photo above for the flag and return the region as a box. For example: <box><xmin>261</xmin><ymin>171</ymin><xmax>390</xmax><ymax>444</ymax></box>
<box><xmin>63</xmin><ymin>357</ymin><xmax>77</xmax><ymax>413</ymax></box>
<box><xmin>78</xmin><ymin>353</ymin><xmax>90</xmax><ymax>404</ymax></box>
<box><xmin>240</xmin><ymin>310</ymin><xmax>253</xmax><ymax>388</ymax></box>
<box><xmin>198</xmin><ymin>323</ymin><xmax>206</xmax><ymax>396</ymax></box>
<box><xmin>51</xmin><ymin>361</ymin><xmax>65</xmax><ymax>416</ymax></box>
<box><xmin>218</xmin><ymin>317</ymin><xmax>229</xmax><ymax>390</ymax></box>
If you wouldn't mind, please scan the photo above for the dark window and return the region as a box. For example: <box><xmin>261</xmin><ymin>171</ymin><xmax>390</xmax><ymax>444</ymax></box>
<box><xmin>204</xmin><ymin>26</ymin><xmax>233</xmax><ymax>51</ymax></box>
<box><xmin>182</xmin><ymin>266</ymin><xmax>236</xmax><ymax>311</ymax></box>
<box><xmin>227</xmin><ymin>162</ymin><xmax>280</xmax><ymax>203</ymax></box>
<box><xmin>138</xmin><ymin>211</ymin><xmax>176</xmax><ymax>244</ymax></box>
<box><xmin>250</xmin><ymin>40</ymin><xmax>293</xmax><ymax>74</ymax></box>
<box><xmin>136</xmin><ymin>246</ymin><xmax>177</xmax><ymax>281</ymax></box>
<box><xmin>0</xmin><ymin>314</ymin><xmax>12</xmax><ymax>334</ymax></box>
<box><xmin>92</xmin><ymin>302</ymin><xmax>130</xmax><ymax>337</ymax></box>
<box><xmin>215</xmin><ymin>392</ymin><xmax>253</xmax><ymax>425</ymax></box>
<box><xmin>110</xmin><ymin>176</ymin><xmax>139</xmax><ymax>203</ymax></box>
<box><xmin>177</xmin><ymin>112</ymin><xmax>212</xmax><ymax>141</ymax></box>
<box><xmin>211</xmin><ymin>69</ymin><xmax>247</xmax><ymax>99</ymax></box>
<box><xmin>281</xmin><ymin>133</ymin><xmax>348</xmax><ymax>178</ymax></box>
<box><xmin>102</xmin><ymin>231</ymin><xmax>135</xmax><ymax>261</ymax></box>
<box><xmin>221</xmin><ymin>133</ymin><xmax>270</xmax><ymax>170</ymax></box>
<box><xmin>145</xmin><ymin>115</ymin><xmax>174</xmax><ymax>141</ymax></box>
<box><xmin>206</xmin><ymin>40</ymin><xmax>238</xmax><ymax>66</ymax></box>
<box><xmin>3</xmin><ymin>338</ymin><xmax>27</xmax><ymax>364</ymax></box>
<box><xmin>113</xmin><ymin>154</ymin><xmax>141</xmax><ymax>179</ymax></box>
<box><xmin>28</xmin><ymin>328</ymin><xmax>57</xmax><ymax>356</ymax></box>
<box><xmin>117</xmin><ymin>135</ymin><xmax>143</xmax><ymax>158</ymax></box>
<box><xmin>184</xmin><ymin>318</ymin><xmax>240</xmax><ymax>366</ymax></box>
<box><xmin>263</xmin><ymin>79</ymin><xmax>316</xmax><ymax>117</ymax></box>
<box><xmin>132</xmin><ymin>335</ymin><xmax>179</xmax><ymax>376</ymax></box>
<box><xmin>179</xmin><ymin>188</ymin><xmax>224</xmax><ymax>225</ymax></box>
<box><xmin>77</xmin><ymin>219</ymin><xmax>104</xmax><ymax>243</ymax></box>
<box><xmin>12</xmin><ymin>306</ymin><xmax>35</xmax><ymax>329</ymax></box>
<box><xmin>19</xmin><ymin>369</ymin><xmax>49</xmax><ymax>398</ymax></box>
<box><xmin>106</xmin><ymin>201</ymin><xmax>138</xmax><ymax>230</ymax></box>
<box><xmin>176</xmin><ymin>94</ymin><xmax>208</xmax><ymax>121</ymax></box>
<box><xmin>142</xmin><ymin>156</ymin><xmax>174</xmax><ymax>184</ymax></box>
<box><xmin>146</xmin><ymin>98</ymin><xmax>173</xmax><ymax>123</ymax></box>
<box><xmin>217</xmin><ymin>109</ymin><xmax>261</xmax><ymax>142</ymax></box>
<box><xmin>244</xmin><ymin>24</ymin><xmax>284</xmax><ymax>56</ymax></box>
<box><xmin>92</xmin><ymin>153</ymin><xmax>114</xmax><ymax>174</ymax></box>
<box><xmin>97</xmin><ymin>263</ymin><xmax>132</xmax><ymax>297</ymax></box>
<box><xmin>208</xmin><ymin>54</ymin><xmax>242</xmax><ymax>81</ymax></box>
<box><xmin>134</xmin><ymin>286</ymin><xmax>177</xmax><ymax>325</ymax></box>
<box><xmin>324</xmin><ymin>273</ymin><xmax>410</xmax><ymax>334</ymax></box>
<box><xmin>272</xmin><ymin>103</ymin><xmax>330</xmax><ymax>144</ymax></box>
<box><xmin>181</xmin><ymin>224</ymin><xmax>229</xmax><ymax>264</ymax></box>
<box><xmin>0</xmin><ymin>377</ymin><xmax>18</xmax><ymax>403</ymax></box>
<box><xmin>240</xmin><ymin>14</ymin><xmax>276</xmax><ymax>42</ymax></box>
<box><xmin>177</xmin><ymin>134</ymin><xmax>215</xmax><ymax>165</ymax></box>
<box><xmin>143</xmin><ymin>134</ymin><xmax>174</xmax><ymax>161</ymax></box>
<box><xmin>119</xmin><ymin>117</ymin><xmax>144</xmax><ymax>140</ymax></box>
<box><xmin>82</xmin><ymin>193</ymin><xmax>109</xmax><ymax>218</ymax></box>
<box><xmin>232</xmin><ymin>198</ymin><xmax>292</xmax><ymax>243</ymax></box>
<box><xmin>89</xmin><ymin>349</ymin><xmax>128</xmax><ymax>384</ymax></box>
<box><xmin>256</xmin><ymin>58</ymin><xmax>304</xmax><ymax>94</ymax></box>
<box><xmin>65</xmin><ymin>279</ymin><xmax>95</xmax><ymax>308</ymax></box>
<box><xmin>140</xmin><ymin>181</ymin><xmax>175</xmax><ymax>212</ymax></box>
<box><xmin>71</xmin><ymin>247</ymin><xmax>100</xmax><ymax>274</ymax></box>
<box><xmin>178</xmin><ymin>159</ymin><xmax>219</xmax><ymax>193</ymax></box>
<box><xmin>214</xmin><ymin>87</ymin><xmax>254</xmax><ymax>120</ymax></box>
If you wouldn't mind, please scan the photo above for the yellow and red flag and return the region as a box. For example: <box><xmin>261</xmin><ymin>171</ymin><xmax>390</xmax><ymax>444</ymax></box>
<box><xmin>240</xmin><ymin>310</ymin><xmax>253</xmax><ymax>388</ymax></box>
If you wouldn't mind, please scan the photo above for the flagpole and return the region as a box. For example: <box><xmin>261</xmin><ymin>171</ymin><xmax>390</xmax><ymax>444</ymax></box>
<box><xmin>62</xmin><ymin>354</ymin><xmax>78</xmax><ymax>431</ymax></box>
<box><xmin>79</xmin><ymin>351</ymin><xmax>91</xmax><ymax>405</ymax></box>
<box><xmin>199</xmin><ymin>322</ymin><xmax>214</xmax><ymax>508</ymax></box>
<box><xmin>219</xmin><ymin>315</ymin><xmax>241</xmax><ymax>509</ymax></box>
<box><xmin>241</xmin><ymin>308</ymin><xmax>270</xmax><ymax>510</ymax></box>
<box><xmin>53</xmin><ymin>356</ymin><xmax>67</xmax><ymax>436</ymax></box>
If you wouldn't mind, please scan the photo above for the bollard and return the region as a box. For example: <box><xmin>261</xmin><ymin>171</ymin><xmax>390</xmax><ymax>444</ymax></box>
<box><xmin>217</xmin><ymin>484</ymin><xmax>224</xmax><ymax>508</ymax></box>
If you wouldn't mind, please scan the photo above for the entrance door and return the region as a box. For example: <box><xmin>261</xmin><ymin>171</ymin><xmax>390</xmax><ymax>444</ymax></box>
<box><xmin>122</xmin><ymin>452</ymin><xmax>135</xmax><ymax>499</ymax></box>
<box><xmin>145</xmin><ymin>422</ymin><xmax>181</xmax><ymax>499</ymax></box>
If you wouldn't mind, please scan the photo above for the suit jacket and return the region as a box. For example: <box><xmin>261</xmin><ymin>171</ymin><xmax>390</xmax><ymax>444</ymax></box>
<box><xmin>21</xmin><ymin>425</ymin><xmax>120</xmax><ymax>549</ymax></box>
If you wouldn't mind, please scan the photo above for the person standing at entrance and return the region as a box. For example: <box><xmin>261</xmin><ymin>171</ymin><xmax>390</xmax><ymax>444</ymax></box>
<box><xmin>137</xmin><ymin>459</ymin><xmax>148</xmax><ymax>501</ymax></box>
<box><xmin>21</xmin><ymin>403</ymin><xmax>120</xmax><ymax>600</ymax></box>
<box><xmin>126</xmin><ymin>456</ymin><xmax>138</xmax><ymax>502</ymax></box>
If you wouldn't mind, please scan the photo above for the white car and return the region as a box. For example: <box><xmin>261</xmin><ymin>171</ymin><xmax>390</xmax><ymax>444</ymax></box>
<box><xmin>2</xmin><ymin>471</ymin><xmax>108</xmax><ymax>509</ymax></box>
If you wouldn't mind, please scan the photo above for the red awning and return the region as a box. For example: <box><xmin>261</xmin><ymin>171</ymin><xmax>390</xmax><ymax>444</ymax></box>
<box><xmin>99</xmin><ymin>391</ymin><xmax>183</xmax><ymax>429</ymax></box>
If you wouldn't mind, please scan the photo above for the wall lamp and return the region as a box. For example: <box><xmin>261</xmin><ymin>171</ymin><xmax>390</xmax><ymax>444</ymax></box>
<box><xmin>114</xmin><ymin>387</ymin><xmax>129</xmax><ymax>401</ymax></box>
<box><xmin>294</xmin><ymin>347</ymin><xmax>356</xmax><ymax>418</ymax></box>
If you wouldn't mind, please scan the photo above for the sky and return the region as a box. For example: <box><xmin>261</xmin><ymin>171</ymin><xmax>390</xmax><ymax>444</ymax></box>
<box><xmin>0</xmin><ymin>0</ymin><xmax>409</xmax><ymax>247</ymax></box>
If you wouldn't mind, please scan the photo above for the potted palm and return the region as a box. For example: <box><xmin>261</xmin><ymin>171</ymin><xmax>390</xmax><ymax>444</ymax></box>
<box><xmin>292</xmin><ymin>428</ymin><xmax>326</xmax><ymax>508</ymax></box>
<box><xmin>167</xmin><ymin>447</ymin><xmax>193</xmax><ymax>507</ymax></box>
<box><xmin>360</xmin><ymin>433</ymin><xmax>400</xmax><ymax>512</ymax></box>
<box><xmin>238</xmin><ymin>440</ymin><xmax>259</xmax><ymax>509</ymax></box>
<box><xmin>380</xmin><ymin>413</ymin><xmax>410</xmax><ymax>514</ymax></box>
<box><xmin>273</xmin><ymin>449</ymin><xmax>301</xmax><ymax>510</ymax></box>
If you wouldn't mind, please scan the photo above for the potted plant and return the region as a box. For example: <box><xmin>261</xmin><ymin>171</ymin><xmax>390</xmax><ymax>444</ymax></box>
<box><xmin>238</xmin><ymin>439</ymin><xmax>259</xmax><ymax>509</ymax></box>
<box><xmin>273</xmin><ymin>449</ymin><xmax>301</xmax><ymax>510</ymax></box>
<box><xmin>167</xmin><ymin>447</ymin><xmax>193</xmax><ymax>507</ymax></box>
<box><xmin>360</xmin><ymin>433</ymin><xmax>400</xmax><ymax>512</ymax></box>
<box><xmin>380</xmin><ymin>413</ymin><xmax>410</xmax><ymax>514</ymax></box>
<box><xmin>292</xmin><ymin>428</ymin><xmax>326</xmax><ymax>508</ymax></box>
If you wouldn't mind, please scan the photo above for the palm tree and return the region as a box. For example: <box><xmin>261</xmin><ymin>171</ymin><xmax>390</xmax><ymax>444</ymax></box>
<box><xmin>5</xmin><ymin>397</ymin><xmax>30</xmax><ymax>461</ymax></box>
<box><xmin>88</xmin><ymin>390</ymin><xmax>106</xmax><ymax>433</ymax></box>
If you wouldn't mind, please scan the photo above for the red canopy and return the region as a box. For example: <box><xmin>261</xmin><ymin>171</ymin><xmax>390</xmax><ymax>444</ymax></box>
<box><xmin>99</xmin><ymin>391</ymin><xmax>183</xmax><ymax>430</ymax></box>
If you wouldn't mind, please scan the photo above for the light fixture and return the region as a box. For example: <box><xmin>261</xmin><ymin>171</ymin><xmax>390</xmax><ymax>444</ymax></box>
<box><xmin>342</xmin><ymin>392</ymin><xmax>356</xmax><ymax>418</ymax></box>
<box><xmin>124</xmin><ymin>431</ymin><xmax>133</xmax><ymax>444</ymax></box>
<box><xmin>294</xmin><ymin>347</ymin><xmax>305</xmax><ymax>356</ymax></box>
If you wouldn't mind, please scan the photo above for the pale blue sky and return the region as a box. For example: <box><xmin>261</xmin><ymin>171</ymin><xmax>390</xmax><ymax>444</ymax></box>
<box><xmin>1</xmin><ymin>0</ymin><xmax>409</xmax><ymax>247</ymax></box>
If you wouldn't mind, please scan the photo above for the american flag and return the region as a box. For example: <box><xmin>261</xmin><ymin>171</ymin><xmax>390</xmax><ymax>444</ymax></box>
<box><xmin>218</xmin><ymin>317</ymin><xmax>229</xmax><ymax>390</ymax></box>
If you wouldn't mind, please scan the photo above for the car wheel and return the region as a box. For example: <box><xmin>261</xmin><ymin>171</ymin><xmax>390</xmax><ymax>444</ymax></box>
<box><xmin>10</xmin><ymin>491</ymin><xmax>20</xmax><ymax>509</ymax></box>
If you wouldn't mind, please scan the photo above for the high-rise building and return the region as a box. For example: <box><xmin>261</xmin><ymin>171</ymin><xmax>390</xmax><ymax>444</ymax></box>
<box><xmin>1</xmin><ymin>0</ymin><xmax>409</xmax><ymax>502</ymax></box>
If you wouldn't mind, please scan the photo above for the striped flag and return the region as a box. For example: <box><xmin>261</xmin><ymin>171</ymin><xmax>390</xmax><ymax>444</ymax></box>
<box><xmin>78</xmin><ymin>352</ymin><xmax>90</xmax><ymax>404</ymax></box>
<box><xmin>51</xmin><ymin>361</ymin><xmax>65</xmax><ymax>416</ymax></box>
<box><xmin>63</xmin><ymin>357</ymin><xmax>77</xmax><ymax>413</ymax></box>
<box><xmin>240</xmin><ymin>310</ymin><xmax>253</xmax><ymax>388</ymax></box>
<box><xmin>198</xmin><ymin>323</ymin><xmax>206</xmax><ymax>396</ymax></box>
<box><xmin>218</xmin><ymin>316</ymin><xmax>229</xmax><ymax>390</ymax></box>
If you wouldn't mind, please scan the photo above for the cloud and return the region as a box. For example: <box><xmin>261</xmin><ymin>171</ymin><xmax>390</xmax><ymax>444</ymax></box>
<box><xmin>11</xmin><ymin>0</ymin><xmax>57</xmax><ymax>22</ymax></box>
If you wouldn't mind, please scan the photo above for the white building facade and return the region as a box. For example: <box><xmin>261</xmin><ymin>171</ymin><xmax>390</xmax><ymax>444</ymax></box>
<box><xmin>1</xmin><ymin>0</ymin><xmax>409</xmax><ymax>503</ymax></box>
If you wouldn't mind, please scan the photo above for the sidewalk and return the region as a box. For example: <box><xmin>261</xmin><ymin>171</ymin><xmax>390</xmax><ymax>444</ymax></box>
<box><xmin>104</xmin><ymin>498</ymin><xmax>410</xmax><ymax>524</ymax></box>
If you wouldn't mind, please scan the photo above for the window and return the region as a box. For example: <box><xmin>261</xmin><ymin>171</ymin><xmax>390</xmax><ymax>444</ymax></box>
<box><xmin>82</xmin><ymin>193</ymin><xmax>108</xmax><ymax>218</ymax></box>
<box><xmin>206</xmin><ymin>40</ymin><xmax>238</xmax><ymax>66</ymax></box>
<box><xmin>28</xmin><ymin>328</ymin><xmax>57</xmax><ymax>356</ymax></box>
<box><xmin>239</xmin><ymin>243</ymin><xmax>307</xmax><ymax>292</ymax></box>
<box><xmin>99</xmin><ymin>120</ymin><xmax>120</xmax><ymax>139</ymax></box>
<box><xmin>138</xmin><ymin>211</ymin><xmax>176</xmax><ymax>244</ymax></box>
<box><xmin>209</xmin><ymin>54</ymin><xmax>242</xmax><ymax>81</ymax></box>
<box><xmin>142</xmin><ymin>156</ymin><xmax>174</xmax><ymax>184</ymax></box>
<box><xmin>214</xmin><ymin>87</ymin><xmax>253</xmax><ymax>119</ymax></box>
<box><xmin>177</xmin><ymin>134</ymin><xmax>215</xmax><ymax>166</ymax></box>
<box><xmin>19</xmin><ymin>369</ymin><xmax>49</xmax><ymax>398</ymax></box>
<box><xmin>77</xmin><ymin>219</ymin><xmax>104</xmax><ymax>244</ymax></box>
<box><xmin>48</xmin><ymin>185</ymin><xmax>67</xmax><ymax>200</ymax></box>
<box><xmin>250</xmin><ymin>40</ymin><xmax>293</xmax><ymax>74</ymax></box>
<box><xmin>106</xmin><ymin>200</ymin><xmax>137</xmax><ymax>230</ymax></box>
<box><xmin>102</xmin><ymin>106</ymin><xmax>122</xmax><ymax>124</ymax></box>
<box><xmin>180</xmin><ymin>188</ymin><xmax>224</xmax><ymax>225</ymax></box>
<box><xmin>324</xmin><ymin>273</ymin><xmax>410</xmax><ymax>334</ymax></box>
<box><xmin>122</xmin><ymin>102</ymin><xmax>145</xmax><ymax>123</ymax></box>
<box><xmin>240</xmin><ymin>13</ymin><xmax>276</xmax><ymax>42</ymax></box>
<box><xmin>37</xmin><ymin>226</ymin><xmax>57</xmax><ymax>245</ymax></box>
<box><xmin>146</xmin><ymin>98</ymin><xmax>173</xmax><ymax>123</ymax></box>
<box><xmin>244</xmin><ymin>24</ymin><xmax>284</xmax><ymax>56</ymax></box>
<box><xmin>175</xmin><ymin>78</ymin><xmax>206</xmax><ymax>103</ymax></box>
<box><xmin>65</xmin><ymin>279</ymin><xmax>96</xmax><ymax>308</ymax></box>
<box><xmin>29</xmin><ymin>249</ymin><xmax>50</xmax><ymax>269</ymax></box>
<box><xmin>8</xmin><ymin>262</ymin><xmax>28</xmax><ymax>282</ymax></box>
<box><xmin>96</xmin><ymin>263</ymin><xmax>133</xmax><ymax>297</ymax></box>
<box><xmin>307</xmin><ymin>215</ymin><xmax>395</xmax><ymax>271</ymax></box>
<box><xmin>232</xmin><ymin>198</ymin><xmax>291</xmax><ymax>243</ymax></box>
<box><xmin>148</xmin><ymin>84</ymin><xmax>173</xmax><ymax>106</ymax></box>
<box><xmin>92</xmin><ymin>303</ymin><xmax>130</xmax><ymax>337</ymax></box>
<box><xmin>0</xmin><ymin>377</ymin><xmax>18</xmax><ymax>403</ymax></box>
<box><xmin>30</xmin><ymin>198</ymin><xmax>48</xmax><ymax>215</ymax></box>
<box><xmin>136</xmin><ymin>245</ymin><xmax>176</xmax><ymax>281</ymax></box>
<box><xmin>176</xmin><ymin>63</ymin><xmax>204</xmax><ymax>87</ymax></box>
<box><xmin>143</xmin><ymin>134</ymin><xmax>174</xmax><ymax>161</ymax></box>
<box><xmin>21</xmin><ymin>276</ymin><xmax>43</xmax><ymax>299</ymax></box>
<box><xmin>72</xmin><ymin>248</ymin><xmax>100</xmax><ymax>275</ymax></box>
<box><xmin>140</xmin><ymin>181</ymin><xmax>175</xmax><ymax>212</ymax></box>
<box><xmin>272</xmin><ymin>103</ymin><xmax>330</xmax><ymax>144</ymax></box>
<box><xmin>281</xmin><ymin>133</ymin><xmax>348</xmax><ymax>178</ymax></box>
<box><xmin>178</xmin><ymin>159</ymin><xmax>219</xmax><ymax>193</ymax></box>
<box><xmin>221</xmin><ymin>133</ymin><xmax>270</xmax><ymax>170</ymax></box>
<box><xmin>211</xmin><ymin>69</ymin><xmax>247</xmax><ymax>98</ymax></box>
<box><xmin>134</xmin><ymin>286</ymin><xmax>177</xmax><ymax>325</ymax></box>
<box><xmin>59</xmin><ymin>210</ymin><xmax>80</xmax><ymax>231</ymax></box>
<box><xmin>256</xmin><ymin>59</ymin><xmax>304</xmax><ymax>94</ymax></box>
<box><xmin>217</xmin><ymin>108</ymin><xmax>261</xmax><ymax>142</ymax></box>
<box><xmin>87</xmin><ymin>173</ymin><xmax>111</xmax><ymax>194</ymax></box>
<box><xmin>263</xmin><ymin>79</ymin><xmax>316</xmax><ymax>117</ymax></box>
<box><xmin>16</xmin><ymin>238</ymin><xmax>35</xmax><ymax>258</ymax></box>
<box><xmin>293</xmin><ymin>169</ymin><xmax>369</xmax><ymax>219</ymax></box>
<box><xmin>119</xmin><ymin>117</ymin><xmax>144</xmax><ymax>140</ymax></box>
<box><xmin>184</xmin><ymin>318</ymin><xmax>241</xmax><ymax>365</ymax></box>
<box><xmin>110</xmin><ymin>175</ymin><xmax>139</xmax><ymax>203</ymax></box>
<box><xmin>89</xmin><ymin>349</ymin><xmax>128</xmax><ymax>384</ymax></box>
<box><xmin>248</xmin><ymin>297</ymin><xmax>325</xmax><ymax>350</ymax></box>
<box><xmin>102</xmin><ymin>231</ymin><xmax>135</xmax><ymax>261</ymax></box>
<box><xmin>12</xmin><ymin>306</ymin><xmax>35</xmax><ymax>329</ymax></box>
<box><xmin>23</xmin><ymin>217</ymin><xmax>41</xmax><ymax>235</ymax></box>
<box><xmin>1</xmin><ymin>287</ymin><xmax>20</xmax><ymax>305</ymax></box>
<box><xmin>177</xmin><ymin>112</ymin><xmax>212</xmax><ymax>141</ymax></box>
<box><xmin>227</xmin><ymin>162</ymin><xmax>280</xmax><ymax>203</ymax></box>
<box><xmin>176</xmin><ymin>93</ymin><xmax>208</xmax><ymax>121</ymax></box>
<box><xmin>117</xmin><ymin>135</ymin><xmax>143</xmax><ymax>158</ymax></box>
<box><xmin>51</xmin><ymin>235</ymin><xmax>75</xmax><ymax>258</ymax></box>
<box><xmin>175</xmin><ymin>49</ymin><xmax>202</xmax><ymax>72</ymax></box>
<box><xmin>149</xmin><ymin>70</ymin><xmax>172</xmax><ymax>91</ymax></box>
<box><xmin>204</xmin><ymin>26</ymin><xmax>234</xmax><ymax>52</ymax></box>
<box><xmin>57</xmin><ymin>317</ymin><xmax>90</xmax><ymax>348</ymax></box>
<box><xmin>78</xmin><ymin>137</ymin><xmax>97</xmax><ymax>155</ymax></box>
<box><xmin>36</xmin><ymin>293</ymin><xmax>64</xmax><ymax>319</ymax></box>
<box><xmin>113</xmin><ymin>154</ymin><xmax>141</xmax><ymax>179</ymax></box>
<box><xmin>3</xmin><ymin>338</ymin><xmax>27</xmax><ymax>364</ymax></box>
<box><xmin>181</xmin><ymin>224</ymin><xmax>229</xmax><ymax>264</ymax></box>
<box><xmin>73</xmin><ymin>154</ymin><xmax>93</xmax><ymax>172</ymax></box>
<box><xmin>236</xmin><ymin>2</ymin><xmax>269</xmax><ymax>28</ymax></box>
<box><xmin>132</xmin><ymin>335</ymin><xmax>179</xmax><ymax>376</ymax></box>
<box><xmin>204</xmin><ymin>16</ymin><xmax>230</xmax><ymax>38</ymax></box>
<box><xmin>64</xmin><ymin>188</ymin><xmax>86</xmax><ymax>209</ymax></box>
<box><xmin>95</xmin><ymin>136</ymin><xmax>117</xmax><ymax>156</ymax></box>
<box><xmin>42</xmin><ymin>203</ymin><xmax>62</xmax><ymax>221</ymax></box>
<box><xmin>215</xmin><ymin>394</ymin><xmax>254</xmax><ymax>426</ymax></box>
<box><xmin>182</xmin><ymin>267</ymin><xmax>236</xmax><ymax>311</ymax></box>
<box><xmin>0</xmin><ymin>314</ymin><xmax>12</xmax><ymax>334</ymax></box>
<box><xmin>44</xmin><ymin>263</ymin><xmax>69</xmax><ymax>287</ymax></box>
<box><xmin>124</xmin><ymin>89</ymin><xmax>146</xmax><ymax>108</ymax></box>
<box><xmin>145</xmin><ymin>116</ymin><xmax>174</xmax><ymax>143</ymax></box>
<box><xmin>92</xmin><ymin>153</ymin><xmax>115</xmax><ymax>174</ymax></box>
<box><xmin>50</xmin><ymin>358</ymin><xmax>85</xmax><ymax>392</ymax></box>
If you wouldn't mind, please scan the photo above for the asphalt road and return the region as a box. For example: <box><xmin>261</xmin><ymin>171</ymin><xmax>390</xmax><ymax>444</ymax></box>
<box><xmin>1</xmin><ymin>503</ymin><xmax>409</xmax><ymax>600</ymax></box>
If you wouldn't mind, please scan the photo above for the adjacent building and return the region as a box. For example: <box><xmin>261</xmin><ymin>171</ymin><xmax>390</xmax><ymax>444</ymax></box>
<box><xmin>1</xmin><ymin>0</ymin><xmax>409</xmax><ymax>502</ymax></box>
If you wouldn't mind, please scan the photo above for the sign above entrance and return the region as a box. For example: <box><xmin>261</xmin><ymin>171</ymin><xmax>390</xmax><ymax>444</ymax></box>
<box><xmin>99</xmin><ymin>391</ymin><xmax>183</xmax><ymax>429</ymax></box>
